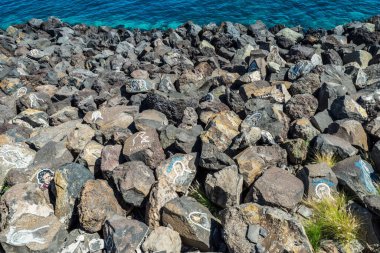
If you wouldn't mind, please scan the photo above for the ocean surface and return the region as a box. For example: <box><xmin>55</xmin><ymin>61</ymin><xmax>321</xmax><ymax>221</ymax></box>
<box><xmin>0</xmin><ymin>0</ymin><xmax>379</xmax><ymax>30</ymax></box>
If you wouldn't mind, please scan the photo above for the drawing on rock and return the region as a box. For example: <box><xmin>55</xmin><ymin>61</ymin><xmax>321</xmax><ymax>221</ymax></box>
<box><xmin>315</xmin><ymin>183</ymin><xmax>332</xmax><ymax>199</ymax></box>
<box><xmin>37</xmin><ymin>169</ymin><xmax>54</xmax><ymax>190</ymax></box>
<box><xmin>0</xmin><ymin>146</ymin><xmax>32</xmax><ymax>168</ymax></box>
<box><xmin>165</xmin><ymin>156</ymin><xmax>194</xmax><ymax>185</ymax></box>
<box><xmin>132</xmin><ymin>131</ymin><xmax>150</xmax><ymax>146</ymax></box>
<box><xmin>130</xmin><ymin>79</ymin><xmax>147</xmax><ymax>92</ymax></box>
<box><xmin>7</xmin><ymin>225</ymin><xmax>50</xmax><ymax>246</ymax></box>
<box><xmin>188</xmin><ymin>211</ymin><xmax>211</xmax><ymax>232</ymax></box>
<box><xmin>29</xmin><ymin>49</ymin><xmax>40</xmax><ymax>57</ymax></box>
<box><xmin>91</xmin><ymin>111</ymin><xmax>103</xmax><ymax>122</ymax></box>
<box><xmin>261</xmin><ymin>130</ymin><xmax>276</xmax><ymax>145</ymax></box>
<box><xmin>354</xmin><ymin>159</ymin><xmax>377</xmax><ymax>193</ymax></box>
<box><xmin>311</xmin><ymin>178</ymin><xmax>335</xmax><ymax>187</ymax></box>
<box><xmin>61</xmin><ymin>235</ymin><xmax>85</xmax><ymax>253</ymax></box>
<box><xmin>246</xmin><ymin>112</ymin><xmax>262</xmax><ymax>127</ymax></box>
<box><xmin>29</xmin><ymin>93</ymin><xmax>44</xmax><ymax>108</ymax></box>
<box><xmin>16</xmin><ymin>87</ymin><xmax>27</xmax><ymax>98</ymax></box>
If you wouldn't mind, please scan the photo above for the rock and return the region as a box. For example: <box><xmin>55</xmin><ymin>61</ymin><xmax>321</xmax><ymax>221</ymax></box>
<box><xmin>199</xmin><ymin>142</ymin><xmax>236</xmax><ymax>171</ymax></box>
<box><xmin>287</xmin><ymin>60</ymin><xmax>314</xmax><ymax>80</ymax></box>
<box><xmin>234</xmin><ymin>146</ymin><xmax>287</xmax><ymax>186</ymax></box>
<box><xmin>12</xmin><ymin>109</ymin><xmax>49</xmax><ymax>128</ymax></box>
<box><xmin>66</xmin><ymin>123</ymin><xmax>95</xmax><ymax>155</ymax></box>
<box><xmin>289</xmin><ymin>118</ymin><xmax>320</xmax><ymax>141</ymax></box>
<box><xmin>83</xmin><ymin>106</ymin><xmax>135</xmax><ymax>131</ymax></box>
<box><xmin>53</xmin><ymin>163</ymin><xmax>94</xmax><ymax>228</ymax></box>
<box><xmin>251</xmin><ymin>167</ymin><xmax>304</xmax><ymax>210</ymax></box>
<box><xmin>222</xmin><ymin>203</ymin><xmax>313</xmax><ymax>253</ymax></box>
<box><xmin>0</xmin><ymin>146</ymin><xmax>35</xmax><ymax>182</ymax></box>
<box><xmin>125</xmin><ymin>79</ymin><xmax>156</xmax><ymax>93</ymax></box>
<box><xmin>134</xmin><ymin>109</ymin><xmax>168</xmax><ymax>131</ymax></box>
<box><xmin>142</xmin><ymin>226</ymin><xmax>182</xmax><ymax>253</ymax></box>
<box><xmin>284</xmin><ymin>94</ymin><xmax>318</xmax><ymax>120</ymax></box>
<box><xmin>122</xmin><ymin>129</ymin><xmax>165</xmax><ymax>168</ymax></box>
<box><xmin>311</xmin><ymin>134</ymin><xmax>358</xmax><ymax>160</ymax></box>
<box><xmin>111</xmin><ymin>161</ymin><xmax>155</xmax><ymax>207</ymax></box>
<box><xmin>289</xmin><ymin>73</ymin><xmax>321</xmax><ymax>95</ymax></box>
<box><xmin>59</xmin><ymin>229</ymin><xmax>104</xmax><ymax>253</ymax></box>
<box><xmin>372</xmin><ymin>141</ymin><xmax>380</xmax><ymax>173</ymax></box>
<box><xmin>205</xmin><ymin>165</ymin><xmax>243</xmax><ymax>208</ymax></box>
<box><xmin>32</xmin><ymin>141</ymin><xmax>73</xmax><ymax>168</ymax></box>
<box><xmin>80</xmin><ymin>140</ymin><xmax>103</xmax><ymax>174</ymax></box>
<box><xmin>160</xmin><ymin>124</ymin><xmax>202</xmax><ymax>154</ymax></box>
<box><xmin>276</xmin><ymin>28</ymin><xmax>304</xmax><ymax>45</ymax></box>
<box><xmin>363</xmin><ymin>195</ymin><xmax>380</xmax><ymax>217</ymax></box>
<box><xmin>103</xmin><ymin>215</ymin><xmax>149</xmax><ymax>253</ymax></box>
<box><xmin>332</xmin><ymin>156</ymin><xmax>378</xmax><ymax>200</ymax></box>
<box><xmin>343</xmin><ymin>50</ymin><xmax>373</xmax><ymax>68</ymax></box>
<box><xmin>0</xmin><ymin>213</ymin><xmax>66</xmax><ymax>253</ymax></box>
<box><xmin>310</xmin><ymin>110</ymin><xmax>334</xmax><ymax>133</ymax></box>
<box><xmin>200</xmin><ymin>110</ymin><xmax>241</xmax><ymax>152</ymax></box>
<box><xmin>297</xmin><ymin>163</ymin><xmax>338</xmax><ymax>200</ymax></box>
<box><xmin>145</xmin><ymin>180</ymin><xmax>178</xmax><ymax>228</ymax></box>
<box><xmin>365</xmin><ymin>116</ymin><xmax>380</xmax><ymax>139</ymax></box>
<box><xmin>78</xmin><ymin>179</ymin><xmax>124</xmax><ymax>233</ymax></box>
<box><xmin>230</xmin><ymin>127</ymin><xmax>262</xmax><ymax>151</ymax></box>
<box><xmin>156</xmin><ymin>153</ymin><xmax>196</xmax><ymax>193</ymax></box>
<box><xmin>322</xmin><ymin>49</ymin><xmax>343</xmax><ymax>65</ymax></box>
<box><xmin>162</xmin><ymin>196</ymin><xmax>218</xmax><ymax>251</ymax></box>
<box><xmin>100</xmin><ymin>144</ymin><xmax>123</xmax><ymax>179</ymax></box>
<box><xmin>282</xmin><ymin>138</ymin><xmax>309</xmax><ymax>164</ymax></box>
<box><xmin>49</xmin><ymin>106</ymin><xmax>79</xmax><ymax>126</ymax></box>
<box><xmin>330</xmin><ymin>96</ymin><xmax>368</xmax><ymax>122</ymax></box>
<box><xmin>328</xmin><ymin>120</ymin><xmax>368</xmax><ymax>151</ymax></box>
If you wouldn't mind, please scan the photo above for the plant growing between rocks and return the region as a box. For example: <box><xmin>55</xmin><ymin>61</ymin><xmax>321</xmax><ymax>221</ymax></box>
<box><xmin>303</xmin><ymin>193</ymin><xmax>360</xmax><ymax>252</ymax></box>
<box><xmin>311</xmin><ymin>152</ymin><xmax>338</xmax><ymax>168</ymax></box>
<box><xmin>188</xmin><ymin>181</ymin><xmax>220</xmax><ymax>216</ymax></box>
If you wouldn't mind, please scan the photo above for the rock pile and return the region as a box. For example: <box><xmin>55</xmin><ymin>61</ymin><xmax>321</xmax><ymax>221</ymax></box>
<box><xmin>0</xmin><ymin>15</ymin><xmax>379</xmax><ymax>252</ymax></box>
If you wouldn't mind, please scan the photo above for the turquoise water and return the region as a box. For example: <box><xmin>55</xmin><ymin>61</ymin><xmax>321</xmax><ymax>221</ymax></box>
<box><xmin>0</xmin><ymin>0</ymin><xmax>379</xmax><ymax>30</ymax></box>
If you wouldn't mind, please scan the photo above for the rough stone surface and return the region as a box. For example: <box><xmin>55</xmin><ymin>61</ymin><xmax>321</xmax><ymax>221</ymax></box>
<box><xmin>142</xmin><ymin>226</ymin><xmax>182</xmax><ymax>253</ymax></box>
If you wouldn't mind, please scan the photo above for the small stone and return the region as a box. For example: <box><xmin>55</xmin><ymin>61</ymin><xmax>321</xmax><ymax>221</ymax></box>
<box><xmin>162</xmin><ymin>196</ymin><xmax>217</xmax><ymax>251</ymax></box>
<box><xmin>66</xmin><ymin>123</ymin><xmax>95</xmax><ymax>155</ymax></box>
<box><xmin>100</xmin><ymin>145</ymin><xmax>123</xmax><ymax>180</ymax></box>
<box><xmin>80</xmin><ymin>140</ymin><xmax>103</xmax><ymax>174</ymax></box>
<box><xmin>330</xmin><ymin>96</ymin><xmax>368</xmax><ymax>122</ymax></box>
<box><xmin>53</xmin><ymin>163</ymin><xmax>94</xmax><ymax>228</ymax></box>
<box><xmin>134</xmin><ymin>109</ymin><xmax>168</xmax><ymax>131</ymax></box>
<box><xmin>343</xmin><ymin>50</ymin><xmax>373</xmax><ymax>68</ymax></box>
<box><xmin>142</xmin><ymin>226</ymin><xmax>182</xmax><ymax>253</ymax></box>
<box><xmin>234</xmin><ymin>145</ymin><xmax>287</xmax><ymax>186</ymax></box>
<box><xmin>78</xmin><ymin>180</ymin><xmax>124</xmax><ymax>233</ymax></box>
<box><xmin>122</xmin><ymin>129</ymin><xmax>165</xmax><ymax>168</ymax></box>
<box><xmin>125</xmin><ymin>79</ymin><xmax>156</xmax><ymax>93</ymax></box>
<box><xmin>287</xmin><ymin>60</ymin><xmax>314</xmax><ymax>80</ymax></box>
<box><xmin>200</xmin><ymin>110</ymin><xmax>242</xmax><ymax>152</ymax></box>
<box><xmin>247</xmin><ymin>224</ymin><xmax>260</xmax><ymax>243</ymax></box>
<box><xmin>276</xmin><ymin>28</ymin><xmax>304</xmax><ymax>44</ymax></box>
<box><xmin>252</xmin><ymin>167</ymin><xmax>304</xmax><ymax>210</ymax></box>
<box><xmin>160</xmin><ymin>124</ymin><xmax>202</xmax><ymax>154</ymax></box>
<box><xmin>103</xmin><ymin>215</ymin><xmax>149</xmax><ymax>253</ymax></box>
<box><xmin>289</xmin><ymin>118</ymin><xmax>320</xmax><ymax>141</ymax></box>
<box><xmin>289</xmin><ymin>73</ymin><xmax>321</xmax><ymax>95</ymax></box>
<box><xmin>282</xmin><ymin>138</ymin><xmax>309</xmax><ymax>164</ymax></box>
<box><xmin>156</xmin><ymin>153</ymin><xmax>196</xmax><ymax>193</ymax></box>
<box><xmin>285</xmin><ymin>94</ymin><xmax>318</xmax><ymax>120</ymax></box>
<box><xmin>111</xmin><ymin>161</ymin><xmax>155</xmax><ymax>207</ymax></box>
<box><xmin>311</xmin><ymin>134</ymin><xmax>358</xmax><ymax>160</ymax></box>
<box><xmin>310</xmin><ymin>110</ymin><xmax>334</xmax><ymax>133</ymax></box>
<box><xmin>199</xmin><ymin>142</ymin><xmax>236</xmax><ymax>171</ymax></box>
<box><xmin>205</xmin><ymin>165</ymin><xmax>243</xmax><ymax>208</ymax></box>
<box><xmin>59</xmin><ymin>229</ymin><xmax>104</xmax><ymax>253</ymax></box>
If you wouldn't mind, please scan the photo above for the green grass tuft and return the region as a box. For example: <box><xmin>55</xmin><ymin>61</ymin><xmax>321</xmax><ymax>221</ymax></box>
<box><xmin>0</xmin><ymin>183</ymin><xmax>11</xmax><ymax>196</ymax></box>
<box><xmin>303</xmin><ymin>193</ymin><xmax>359</xmax><ymax>251</ymax></box>
<box><xmin>311</xmin><ymin>152</ymin><xmax>338</xmax><ymax>168</ymax></box>
<box><xmin>188</xmin><ymin>181</ymin><xmax>220</xmax><ymax>216</ymax></box>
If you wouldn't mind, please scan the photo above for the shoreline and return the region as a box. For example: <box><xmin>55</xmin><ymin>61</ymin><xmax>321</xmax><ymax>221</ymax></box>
<box><xmin>0</xmin><ymin>14</ymin><xmax>379</xmax><ymax>253</ymax></box>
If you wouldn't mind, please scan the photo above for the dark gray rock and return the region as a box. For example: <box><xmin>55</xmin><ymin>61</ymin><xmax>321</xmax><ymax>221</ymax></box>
<box><xmin>285</xmin><ymin>94</ymin><xmax>318</xmax><ymax>120</ymax></box>
<box><xmin>310</xmin><ymin>109</ymin><xmax>334</xmax><ymax>132</ymax></box>
<box><xmin>199</xmin><ymin>142</ymin><xmax>236</xmax><ymax>171</ymax></box>
<box><xmin>330</xmin><ymin>96</ymin><xmax>368</xmax><ymax>122</ymax></box>
<box><xmin>311</xmin><ymin>134</ymin><xmax>358</xmax><ymax>160</ymax></box>
<box><xmin>372</xmin><ymin>141</ymin><xmax>380</xmax><ymax>173</ymax></box>
<box><xmin>287</xmin><ymin>60</ymin><xmax>314</xmax><ymax>80</ymax></box>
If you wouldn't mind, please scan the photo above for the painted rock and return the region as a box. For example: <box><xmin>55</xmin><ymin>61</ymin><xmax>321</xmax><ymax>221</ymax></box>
<box><xmin>83</xmin><ymin>106</ymin><xmax>135</xmax><ymax>131</ymax></box>
<box><xmin>103</xmin><ymin>215</ymin><xmax>149</xmax><ymax>253</ymax></box>
<box><xmin>162</xmin><ymin>196</ymin><xmax>219</xmax><ymax>251</ymax></box>
<box><xmin>156</xmin><ymin>153</ymin><xmax>196</xmax><ymax>193</ymax></box>
<box><xmin>78</xmin><ymin>180</ymin><xmax>124</xmax><ymax>233</ymax></box>
<box><xmin>122</xmin><ymin>129</ymin><xmax>165</xmax><ymax>169</ymax></box>
<box><xmin>59</xmin><ymin>229</ymin><xmax>104</xmax><ymax>253</ymax></box>
<box><xmin>111</xmin><ymin>161</ymin><xmax>155</xmax><ymax>207</ymax></box>
<box><xmin>52</xmin><ymin>163</ymin><xmax>94</xmax><ymax>228</ymax></box>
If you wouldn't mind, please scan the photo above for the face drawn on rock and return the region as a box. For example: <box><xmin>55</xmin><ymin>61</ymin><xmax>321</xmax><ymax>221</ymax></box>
<box><xmin>188</xmin><ymin>211</ymin><xmax>211</xmax><ymax>232</ymax></box>
<box><xmin>0</xmin><ymin>146</ymin><xmax>32</xmax><ymax>168</ymax></box>
<box><xmin>315</xmin><ymin>183</ymin><xmax>332</xmax><ymax>200</ymax></box>
<box><xmin>37</xmin><ymin>169</ymin><xmax>54</xmax><ymax>190</ymax></box>
<box><xmin>246</xmin><ymin>112</ymin><xmax>262</xmax><ymax>127</ymax></box>
<box><xmin>6</xmin><ymin>225</ymin><xmax>50</xmax><ymax>246</ymax></box>
<box><xmin>165</xmin><ymin>156</ymin><xmax>194</xmax><ymax>185</ymax></box>
<box><xmin>91</xmin><ymin>111</ymin><xmax>103</xmax><ymax>122</ymax></box>
<box><xmin>61</xmin><ymin>235</ymin><xmax>85</xmax><ymax>253</ymax></box>
<box><xmin>29</xmin><ymin>93</ymin><xmax>45</xmax><ymax>108</ymax></box>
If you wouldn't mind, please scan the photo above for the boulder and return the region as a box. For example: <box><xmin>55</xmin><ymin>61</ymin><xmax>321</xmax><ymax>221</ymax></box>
<box><xmin>134</xmin><ymin>109</ymin><xmax>168</xmax><ymax>131</ymax></box>
<box><xmin>343</xmin><ymin>50</ymin><xmax>373</xmax><ymax>68</ymax></box>
<box><xmin>142</xmin><ymin>226</ymin><xmax>181</xmax><ymax>253</ymax></box>
<box><xmin>199</xmin><ymin>142</ymin><xmax>236</xmax><ymax>171</ymax></box>
<box><xmin>251</xmin><ymin>167</ymin><xmax>304</xmax><ymax>210</ymax></box>
<box><xmin>285</xmin><ymin>94</ymin><xmax>318</xmax><ymax>120</ymax></box>
<box><xmin>311</xmin><ymin>134</ymin><xmax>358</xmax><ymax>160</ymax></box>
<box><xmin>100</xmin><ymin>144</ymin><xmax>123</xmax><ymax>180</ymax></box>
<box><xmin>328</xmin><ymin>120</ymin><xmax>368</xmax><ymax>151</ymax></box>
<box><xmin>330</xmin><ymin>96</ymin><xmax>368</xmax><ymax>122</ymax></box>
<box><xmin>78</xmin><ymin>180</ymin><xmax>124</xmax><ymax>233</ymax></box>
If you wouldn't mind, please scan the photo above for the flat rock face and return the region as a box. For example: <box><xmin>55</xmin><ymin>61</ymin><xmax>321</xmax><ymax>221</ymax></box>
<box><xmin>103</xmin><ymin>214</ymin><xmax>148</xmax><ymax>253</ymax></box>
<box><xmin>142</xmin><ymin>226</ymin><xmax>182</xmax><ymax>253</ymax></box>
<box><xmin>252</xmin><ymin>167</ymin><xmax>304</xmax><ymax>210</ymax></box>
<box><xmin>222</xmin><ymin>203</ymin><xmax>313</xmax><ymax>253</ymax></box>
<box><xmin>156</xmin><ymin>153</ymin><xmax>197</xmax><ymax>193</ymax></box>
<box><xmin>311</xmin><ymin>134</ymin><xmax>358</xmax><ymax>160</ymax></box>
<box><xmin>83</xmin><ymin>106</ymin><xmax>135</xmax><ymax>131</ymax></box>
<box><xmin>78</xmin><ymin>179</ymin><xmax>124</xmax><ymax>233</ymax></box>
<box><xmin>0</xmin><ymin>143</ymin><xmax>36</xmax><ymax>187</ymax></box>
<box><xmin>162</xmin><ymin>196</ymin><xmax>218</xmax><ymax>251</ymax></box>
<box><xmin>53</xmin><ymin>163</ymin><xmax>94</xmax><ymax>228</ymax></box>
<box><xmin>122</xmin><ymin>128</ymin><xmax>165</xmax><ymax>168</ymax></box>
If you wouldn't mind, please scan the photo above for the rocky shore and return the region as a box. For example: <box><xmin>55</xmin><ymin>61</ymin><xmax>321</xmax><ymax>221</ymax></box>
<box><xmin>0</xmin><ymin>15</ymin><xmax>380</xmax><ymax>253</ymax></box>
